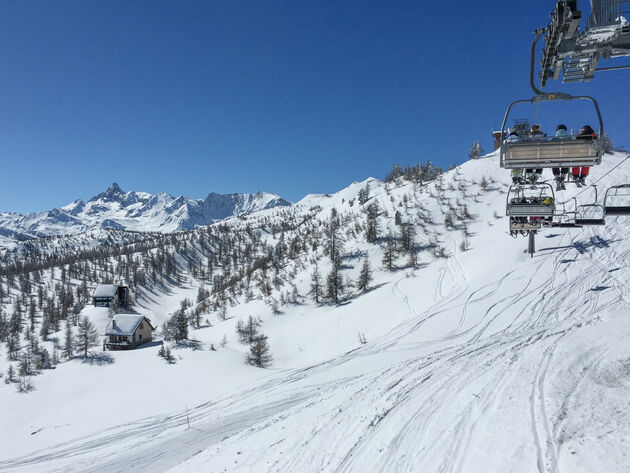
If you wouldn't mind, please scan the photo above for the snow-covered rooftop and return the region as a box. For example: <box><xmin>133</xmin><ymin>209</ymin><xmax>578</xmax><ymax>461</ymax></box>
<box><xmin>92</xmin><ymin>284</ymin><xmax>119</xmax><ymax>298</ymax></box>
<box><xmin>105</xmin><ymin>314</ymin><xmax>153</xmax><ymax>336</ymax></box>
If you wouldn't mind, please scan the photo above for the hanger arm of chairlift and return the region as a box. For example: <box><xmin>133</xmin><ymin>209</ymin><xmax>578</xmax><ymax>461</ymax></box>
<box><xmin>500</xmin><ymin>94</ymin><xmax>604</xmax><ymax>138</ymax></box>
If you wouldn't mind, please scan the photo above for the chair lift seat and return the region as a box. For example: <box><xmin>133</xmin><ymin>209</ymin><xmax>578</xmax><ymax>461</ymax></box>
<box><xmin>604</xmin><ymin>206</ymin><xmax>630</xmax><ymax>216</ymax></box>
<box><xmin>574</xmin><ymin>218</ymin><xmax>606</xmax><ymax>225</ymax></box>
<box><xmin>501</xmin><ymin>139</ymin><xmax>602</xmax><ymax>169</ymax></box>
<box><xmin>574</xmin><ymin>202</ymin><xmax>606</xmax><ymax>225</ymax></box>
<box><xmin>510</xmin><ymin>222</ymin><xmax>542</xmax><ymax>231</ymax></box>
<box><xmin>551</xmin><ymin>222</ymin><xmax>583</xmax><ymax>228</ymax></box>
<box><xmin>506</xmin><ymin>203</ymin><xmax>555</xmax><ymax>217</ymax></box>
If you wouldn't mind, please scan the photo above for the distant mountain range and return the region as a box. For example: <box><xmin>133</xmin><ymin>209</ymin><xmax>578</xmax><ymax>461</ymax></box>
<box><xmin>0</xmin><ymin>183</ymin><xmax>291</xmax><ymax>243</ymax></box>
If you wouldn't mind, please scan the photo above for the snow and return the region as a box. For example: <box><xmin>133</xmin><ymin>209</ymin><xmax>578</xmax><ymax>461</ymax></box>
<box><xmin>92</xmin><ymin>284</ymin><xmax>118</xmax><ymax>298</ymax></box>
<box><xmin>105</xmin><ymin>314</ymin><xmax>151</xmax><ymax>337</ymax></box>
<box><xmin>1</xmin><ymin>151</ymin><xmax>630</xmax><ymax>472</ymax></box>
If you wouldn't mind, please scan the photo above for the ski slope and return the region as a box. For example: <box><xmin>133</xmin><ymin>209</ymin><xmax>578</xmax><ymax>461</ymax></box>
<box><xmin>1</xmin><ymin>152</ymin><xmax>630</xmax><ymax>472</ymax></box>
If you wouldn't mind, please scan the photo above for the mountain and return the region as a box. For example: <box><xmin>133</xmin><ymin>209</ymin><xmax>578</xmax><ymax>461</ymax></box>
<box><xmin>1</xmin><ymin>151</ymin><xmax>630</xmax><ymax>472</ymax></box>
<box><xmin>0</xmin><ymin>183</ymin><xmax>291</xmax><ymax>245</ymax></box>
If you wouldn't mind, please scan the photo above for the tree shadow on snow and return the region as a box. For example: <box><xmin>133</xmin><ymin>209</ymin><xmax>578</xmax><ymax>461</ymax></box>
<box><xmin>175</xmin><ymin>339</ymin><xmax>203</xmax><ymax>351</ymax></box>
<box><xmin>345</xmin><ymin>283</ymin><xmax>388</xmax><ymax>302</ymax></box>
<box><xmin>135</xmin><ymin>340</ymin><xmax>163</xmax><ymax>350</ymax></box>
<box><xmin>343</xmin><ymin>250</ymin><xmax>368</xmax><ymax>261</ymax></box>
<box><xmin>81</xmin><ymin>353</ymin><xmax>114</xmax><ymax>366</ymax></box>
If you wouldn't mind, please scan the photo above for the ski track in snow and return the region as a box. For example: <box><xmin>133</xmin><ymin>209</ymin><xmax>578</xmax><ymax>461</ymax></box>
<box><xmin>2</xmin><ymin>155</ymin><xmax>630</xmax><ymax>472</ymax></box>
<box><xmin>4</xmin><ymin>230</ymin><xmax>629</xmax><ymax>473</ymax></box>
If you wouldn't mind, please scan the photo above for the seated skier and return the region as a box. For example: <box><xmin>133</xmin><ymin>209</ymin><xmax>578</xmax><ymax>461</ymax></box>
<box><xmin>528</xmin><ymin>124</ymin><xmax>546</xmax><ymax>142</ymax></box>
<box><xmin>572</xmin><ymin>125</ymin><xmax>597</xmax><ymax>185</ymax></box>
<box><xmin>552</xmin><ymin>125</ymin><xmax>570</xmax><ymax>190</ymax></box>
<box><xmin>543</xmin><ymin>196</ymin><xmax>555</xmax><ymax>222</ymax></box>
<box><xmin>506</xmin><ymin>128</ymin><xmax>521</xmax><ymax>143</ymax></box>
<box><xmin>511</xmin><ymin>168</ymin><xmax>524</xmax><ymax>184</ymax></box>
<box><xmin>525</xmin><ymin>125</ymin><xmax>545</xmax><ymax>182</ymax></box>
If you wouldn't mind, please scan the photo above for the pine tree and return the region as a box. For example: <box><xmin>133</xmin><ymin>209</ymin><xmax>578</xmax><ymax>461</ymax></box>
<box><xmin>468</xmin><ymin>140</ymin><xmax>484</xmax><ymax>159</ymax></box>
<box><xmin>357</xmin><ymin>258</ymin><xmax>373</xmax><ymax>292</ymax></box>
<box><xmin>326</xmin><ymin>252</ymin><xmax>343</xmax><ymax>304</ymax></box>
<box><xmin>9</xmin><ymin>305</ymin><xmax>22</xmax><ymax>339</ymax></box>
<box><xmin>18</xmin><ymin>356</ymin><xmax>31</xmax><ymax>377</ymax></box>
<box><xmin>400</xmin><ymin>224</ymin><xmax>415</xmax><ymax>253</ymax></box>
<box><xmin>326</xmin><ymin>209</ymin><xmax>341</xmax><ymax>261</ymax></box>
<box><xmin>39</xmin><ymin>312</ymin><xmax>50</xmax><ymax>341</ymax></box>
<box><xmin>236</xmin><ymin>315</ymin><xmax>261</xmax><ymax>344</ymax></box>
<box><xmin>310</xmin><ymin>263</ymin><xmax>323</xmax><ymax>304</ymax></box>
<box><xmin>75</xmin><ymin>315</ymin><xmax>99</xmax><ymax>358</ymax></box>
<box><xmin>164</xmin><ymin>309</ymin><xmax>189</xmax><ymax>342</ymax></box>
<box><xmin>382</xmin><ymin>233</ymin><xmax>396</xmax><ymax>271</ymax></box>
<box><xmin>64</xmin><ymin>321</ymin><xmax>73</xmax><ymax>359</ymax></box>
<box><xmin>407</xmin><ymin>250</ymin><xmax>418</xmax><ymax>268</ymax></box>
<box><xmin>358</xmin><ymin>183</ymin><xmax>370</xmax><ymax>205</ymax></box>
<box><xmin>159</xmin><ymin>346</ymin><xmax>176</xmax><ymax>364</ymax></box>
<box><xmin>38</xmin><ymin>348</ymin><xmax>51</xmax><ymax>370</ymax></box>
<box><xmin>218</xmin><ymin>300</ymin><xmax>228</xmax><ymax>321</ymax></box>
<box><xmin>17</xmin><ymin>375</ymin><xmax>34</xmax><ymax>393</ymax></box>
<box><xmin>246</xmin><ymin>334</ymin><xmax>272</xmax><ymax>368</ymax></box>
<box><xmin>365</xmin><ymin>202</ymin><xmax>380</xmax><ymax>243</ymax></box>
<box><xmin>5</xmin><ymin>364</ymin><xmax>15</xmax><ymax>384</ymax></box>
<box><xmin>0</xmin><ymin>309</ymin><xmax>7</xmax><ymax>343</ymax></box>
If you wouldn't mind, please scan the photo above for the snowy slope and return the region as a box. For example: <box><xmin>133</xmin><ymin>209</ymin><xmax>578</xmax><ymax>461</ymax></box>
<box><xmin>0</xmin><ymin>183</ymin><xmax>291</xmax><ymax>245</ymax></box>
<box><xmin>1</xmin><ymin>151</ymin><xmax>630</xmax><ymax>472</ymax></box>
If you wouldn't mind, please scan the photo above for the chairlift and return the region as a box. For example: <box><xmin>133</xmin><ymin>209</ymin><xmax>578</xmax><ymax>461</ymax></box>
<box><xmin>574</xmin><ymin>185</ymin><xmax>607</xmax><ymax>225</ymax></box>
<box><xmin>604</xmin><ymin>184</ymin><xmax>630</xmax><ymax>215</ymax></box>
<box><xmin>500</xmin><ymin>20</ymin><xmax>606</xmax><ymax>171</ymax></box>
<box><xmin>499</xmin><ymin>93</ymin><xmax>604</xmax><ymax>170</ymax></box>
<box><xmin>506</xmin><ymin>183</ymin><xmax>556</xmax><ymax>235</ymax></box>
<box><xmin>550</xmin><ymin>199</ymin><xmax>584</xmax><ymax>227</ymax></box>
<box><xmin>575</xmin><ymin>204</ymin><xmax>607</xmax><ymax>225</ymax></box>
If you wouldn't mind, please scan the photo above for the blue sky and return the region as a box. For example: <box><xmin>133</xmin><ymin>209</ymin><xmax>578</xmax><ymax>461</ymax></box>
<box><xmin>1</xmin><ymin>0</ymin><xmax>628</xmax><ymax>213</ymax></box>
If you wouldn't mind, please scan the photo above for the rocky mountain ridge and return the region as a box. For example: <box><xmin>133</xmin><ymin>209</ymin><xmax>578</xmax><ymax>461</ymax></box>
<box><xmin>0</xmin><ymin>183</ymin><xmax>291</xmax><ymax>245</ymax></box>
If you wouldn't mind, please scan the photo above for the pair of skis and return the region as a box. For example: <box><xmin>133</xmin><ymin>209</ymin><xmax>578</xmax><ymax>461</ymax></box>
<box><xmin>555</xmin><ymin>177</ymin><xmax>585</xmax><ymax>190</ymax></box>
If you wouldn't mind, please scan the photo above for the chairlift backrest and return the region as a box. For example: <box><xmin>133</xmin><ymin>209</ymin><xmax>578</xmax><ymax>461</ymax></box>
<box><xmin>574</xmin><ymin>202</ymin><xmax>606</xmax><ymax>225</ymax></box>
<box><xmin>499</xmin><ymin>94</ymin><xmax>604</xmax><ymax>169</ymax></box>
<box><xmin>506</xmin><ymin>183</ymin><xmax>556</xmax><ymax>217</ymax></box>
<box><xmin>604</xmin><ymin>184</ymin><xmax>630</xmax><ymax>215</ymax></box>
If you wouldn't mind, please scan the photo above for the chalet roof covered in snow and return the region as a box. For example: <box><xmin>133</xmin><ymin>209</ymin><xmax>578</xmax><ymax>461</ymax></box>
<box><xmin>105</xmin><ymin>314</ymin><xmax>154</xmax><ymax>336</ymax></box>
<box><xmin>92</xmin><ymin>284</ymin><xmax>119</xmax><ymax>298</ymax></box>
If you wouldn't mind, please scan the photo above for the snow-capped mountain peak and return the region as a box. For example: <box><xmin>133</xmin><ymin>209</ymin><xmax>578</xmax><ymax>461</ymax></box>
<box><xmin>92</xmin><ymin>182</ymin><xmax>125</xmax><ymax>202</ymax></box>
<box><xmin>0</xmin><ymin>184</ymin><xmax>291</xmax><ymax>245</ymax></box>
